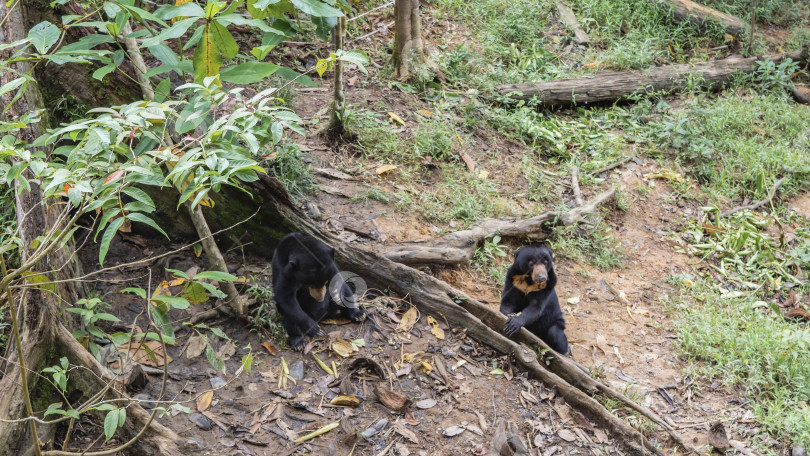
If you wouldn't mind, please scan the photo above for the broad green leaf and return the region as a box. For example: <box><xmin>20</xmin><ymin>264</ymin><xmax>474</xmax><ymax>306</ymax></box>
<box><xmin>121</xmin><ymin>287</ymin><xmax>147</xmax><ymax>299</ymax></box>
<box><xmin>204</xmin><ymin>1</ymin><xmax>226</xmax><ymax>18</ymax></box>
<box><xmin>148</xmin><ymin>43</ymin><xmax>180</xmax><ymax>67</ymax></box>
<box><xmin>151</xmin><ymin>294</ymin><xmax>191</xmax><ymax>310</ymax></box>
<box><xmin>194</xmin><ymin>271</ymin><xmax>238</xmax><ymax>282</ymax></box>
<box><xmin>154</xmin><ymin>77</ymin><xmax>171</xmax><ymax>102</ymax></box>
<box><xmin>312</xmin><ymin>15</ymin><xmax>336</xmax><ymax>40</ymax></box>
<box><xmin>220</xmin><ymin>62</ymin><xmax>280</xmax><ymax>84</ymax></box>
<box><xmin>121</xmin><ymin>187</ymin><xmax>155</xmax><ymax>210</ymax></box>
<box><xmin>210</xmin><ymin>20</ymin><xmax>238</xmax><ymax>60</ymax></box>
<box><xmin>92</xmin><ymin>64</ymin><xmax>117</xmax><ymax>81</ymax></box>
<box><xmin>275</xmin><ymin>67</ymin><xmax>317</xmax><ymax>87</ymax></box>
<box><xmin>0</xmin><ymin>77</ymin><xmax>25</xmax><ymax>101</ymax></box>
<box><xmin>150</xmin><ymin>307</ymin><xmax>174</xmax><ymax>339</ymax></box>
<box><xmin>290</xmin><ymin>0</ymin><xmax>342</xmax><ymax>17</ymax></box>
<box><xmin>192</xmin><ymin>25</ymin><xmax>223</xmax><ymax>83</ymax></box>
<box><xmin>60</xmin><ymin>33</ymin><xmax>115</xmax><ymax>52</ymax></box>
<box><xmin>28</xmin><ymin>21</ymin><xmax>61</xmax><ymax>54</ymax></box>
<box><xmin>154</xmin><ymin>2</ymin><xmax>206</xmax><ymax>20</ymax></box>
<box><xmin>126</xmin><ymin>213</ymin><xmax>169</xmax><ymax>239</ymax></box>
<box><xmin>104</xmin><ymin>409</ymin><xmax>119</xmax><ymax>441</ymax></box>
<box><xmin>142</xmin><ymin>17</ymin><xmax>197</xmax><ymax>48</ymax></box>
<box><xmin>181</xmin><ymin>282</ymin><xmax>209</xmax><ymax>304</ymax></box>
<box><xmin>98</xmin><ymin>217</ymin><xmax>125</xmax><ymax>267</ymax></box>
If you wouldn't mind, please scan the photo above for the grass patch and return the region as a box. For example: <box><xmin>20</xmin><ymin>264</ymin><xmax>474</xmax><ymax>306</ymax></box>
<box><xmin>247</xmin><ymin>282</ymin><xmax>289</xmax><ymax>349</ymax></box>
<box><xmin>264</xmin><ymin>144</ymin><xmax>315</xmax><ymax>197</ymax></box>
<box><xmin>644</xmin><ymin>91</ymin><xmax>810</xmax><ymax>202</ymax></box>
<box><xmin>548</xmin><ymin>216</ymin><xmax>623</xmax><ymax>270</ymax></box>
<box><xmin>667</xmin><ymin>276</ymin><xmax>810</xmax><ymax>447</ymax></box>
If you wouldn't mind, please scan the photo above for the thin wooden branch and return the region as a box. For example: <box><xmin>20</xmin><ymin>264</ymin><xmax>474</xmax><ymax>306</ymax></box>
<box><xmin>648</xmin><ymin>0</ymin><xmax>745</xmax><ymax>37</ymax></box>
<box><xmin>720</xmin><ymin>176</ymin><xmax>787</xmax><ymax>218</ymax></box>
<box><xmin>384</xmin><ymin>187</ymin><xmax>615</xmax><ymax>265</ymax></box>
<box><xmin>590</xmin><ymin>156</ymin><xmax>633</xmax><ymax>175</ymax></box>
<box><xmin>571</xmin><ymin>165</ymin><xmax>584</xmax><ymax>207</ymax></box>
<box><xmin>556</xmin><ymin>1</ymin><xmax>590</xmax><ymax>45</ymax></box>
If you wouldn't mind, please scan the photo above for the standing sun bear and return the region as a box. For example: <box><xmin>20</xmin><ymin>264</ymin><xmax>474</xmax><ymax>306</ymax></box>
<box><xmin>500</xmin><ymin>245</ymin><xmax>569</xmax><ymax>355</ymax></box>
<box><xmin>271</xmin><ymin>233</ymin><xmax>366</xmax><ymax>350</ymax></box>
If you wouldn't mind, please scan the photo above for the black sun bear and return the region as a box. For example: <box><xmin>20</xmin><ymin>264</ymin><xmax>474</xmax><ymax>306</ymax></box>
<box><xmin>499</xmin><ymin>245</ymin><xmax>569</xmax><ymax>354</ymax></box>
<box><xmin>271</xmin><ymin>232</ymin><xmax>366</xmax><ymax>350</ymax></box>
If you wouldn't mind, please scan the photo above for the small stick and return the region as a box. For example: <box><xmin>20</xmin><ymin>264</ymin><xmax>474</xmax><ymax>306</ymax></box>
<box><xmin>721</xmin><ymin>176</ymin><xmax>787</xmax><ymax>218</ymax></box>
<box><xmin>571</xmin><ymin>165</ymin><xmax>584</xmax><ymax>207</ymax></box>
<box><xmin>590</xmin><ymin>156</ymin><xmax>633</xmax><ymax>176</ymax></box>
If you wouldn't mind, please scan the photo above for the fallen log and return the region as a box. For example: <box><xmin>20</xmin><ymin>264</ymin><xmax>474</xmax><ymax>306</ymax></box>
<box><xmin>650</xmin><ymin>0</ymin><xmax>744</xmax><ymax>37</ymax></box>
<box><xmin>384</xmin><ymin>187</ymin><xmax>615</xmax><ymax>265</ymax></box>
<box><xmin>497</xmin><ymin>47</ymin><xmax>809</xmax><ymax>107</ymax></box>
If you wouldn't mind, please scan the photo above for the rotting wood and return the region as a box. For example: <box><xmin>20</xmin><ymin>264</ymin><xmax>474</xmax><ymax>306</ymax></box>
<box><xmin>649</xmin><ymin>0</ymin><xmax>745</xmax><ymax>37</ymax></box>
<box><xmin>556</xmin><ymin>1</ymin><xmax>590</xmax><ymax>45</ymax></box>
<box><xmin>496</xmin><ymin>47</ymin><xmax>809</xmax><ymax>107</ymax></box>
<box><xmin>384</xmin><ymin>187</ymin><xmax>615</xmax><ymax>265</ymax></box>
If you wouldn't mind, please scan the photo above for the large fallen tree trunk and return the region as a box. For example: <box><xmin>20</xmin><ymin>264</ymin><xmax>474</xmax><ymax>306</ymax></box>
<box><xmin>497</xmin><ymin>47</ymin><xmax>809</xmax><ymax>107</ymax></box>
<box><xmin>650</xmin><ymin>0</ymin><xmax>744</xmax><ymax>37</ymax></box>
<box><xmin>384</xmin><ymin>187</ymin><xmax>615</xmax><ymax>264</ymax></box>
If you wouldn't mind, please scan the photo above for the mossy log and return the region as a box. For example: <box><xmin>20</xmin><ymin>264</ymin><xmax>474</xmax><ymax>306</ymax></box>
<box><xmin>497</xmin><ymin>47</ymin><xmax>809</xmax><ymax>107</ymax></box>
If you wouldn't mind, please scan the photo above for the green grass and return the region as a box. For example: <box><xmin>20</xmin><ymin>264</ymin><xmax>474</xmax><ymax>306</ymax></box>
<box><xmin>667</xmin><ymin>276</ymin><xmax>810</xmax><ymax>448</ymax></box>
<box><xmin>264</xmin><ymin>144</ymin><xmax>315</xmax><ymax>197</ymax></box>
<box><xmin>643</xmin><ymin>91</ymin><xmax>810</xmax><ymax>203</ymax></box>
<box><xmin>548</xmin><ymin>215</ymin><xmax>623</xmax><ymax>270</ymax></box>
<box><xmin>247</xmin><ymin>282</ymin><xmax>289</xmax><ymax>349</ymax></box>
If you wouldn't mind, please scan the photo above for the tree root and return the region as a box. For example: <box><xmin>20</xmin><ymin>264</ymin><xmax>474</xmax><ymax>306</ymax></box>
<box><xmin>383</xmin><ymin>187</ymin><xmax>615</xmax><ymax>264</ymax></box>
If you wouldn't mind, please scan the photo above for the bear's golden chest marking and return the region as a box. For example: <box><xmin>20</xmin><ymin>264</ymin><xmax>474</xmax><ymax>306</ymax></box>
<box><xmin>512</xmin><ymin>274</ymin><xmax>546</xmax><ymax>295</ymax></box>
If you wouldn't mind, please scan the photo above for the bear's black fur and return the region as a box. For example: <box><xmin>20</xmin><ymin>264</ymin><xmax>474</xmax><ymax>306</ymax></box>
<box><xmin>271</xmin><ymin>232</ymin><xmax>365</xmax><ymax>350</ymax></box>
<box><xmin>499</xmin><ymin>245</ymin><xmax>569</xmax><ymax>354</ymax></box>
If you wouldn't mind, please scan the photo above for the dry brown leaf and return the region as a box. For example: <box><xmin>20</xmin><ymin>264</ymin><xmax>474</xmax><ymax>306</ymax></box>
<box><xmin>261</xmin><ymin>341</ymin><xmax>277</xmax><ymax>356</ymax></box>
<box><xmin>217</xmin><ymin>340</ymin><xmax>237</xmax><ymax>361</ymax></box>
<box><xmin>117</xmin><ymin>340</ymin><xmax>172</xmax><ymax>367</ymax></box>
<box><xmin>414</xmin><ymin>399</ymin><xmax>436</xmax><ymax>409</ymax></box>
<box><xmin>613</xmin><ymin>346</ymin><xmax>625</xmax><ymax>364</ymax></box>
<box><xmin>557</xmin><ymin>429</ymin><xmax>578</xmax><ymax>442</ymax></box>
<box><xmin>387</xmin><ymin>111</ymin><xmax>406</xmax><ymax>126</ymax></box>
<box><xmin>374</xmin><ymin>386</ymin><xmax>410</xmax><ymax>412</ymax></box>
<box><xmin>594</xmin><ymin>334</ymin><xmax>610</xmax><ymax>355</ymax></box>
<box><xmin>443</xmin><ymin>425</ymin><xmax>465</xmax><ymax>437</ymax></box>
<box><xmin>459</xmin><ymin>152</ymin><xmax>476</xmax><ymax>172</ymax></box>
<box><xmin>427</xmin><ymin>316</ymin><xmax>445</xmax><ymax>340</ymax></box>
<box><xmin>196</xmin><ymin>390</ymin><xmax>214</xmax><ymax>412</ymax></box>
<box><xmin>330</xmin><ymin>395</ymin><xmax>360</xmax><ymax>407</ymax></box>
<box><xmin>186</xmin><ymin>335</ymin><xmax>206</xmax><ymax>359</ymax></box>
<box><xmin>397</xmin><ymin>307</ymin><xmax>418</xmax><ymax>332</ymax></box>
<box><xmin>416</xmin><ymin>109</ymin><xmax>432</xmax><ymax>117</ymax></box>
<box><xmin>330</xmin><ymin>339</ymin><xmax>358</xmax><ymax>358</ymax></box>
<box><xmin>404</xmin><ymin>412</ymin><xmax>419</xmax><ymax>426</ymax></box>
<box><xmin>394</xmin><ymin>422</ymin><xmax>419</xmax><ymax>443</ymax></box>
<box><xmin>375</xmin><ymin>164</ymin><xmax>398</xmax><ymax>176</ymax></box>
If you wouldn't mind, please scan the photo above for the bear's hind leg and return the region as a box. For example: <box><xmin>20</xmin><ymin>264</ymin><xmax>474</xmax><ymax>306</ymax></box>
<box><xmin>543</xmin><ymin>324</ymin><xmax>569</xmax><ymax>355</ymax></box>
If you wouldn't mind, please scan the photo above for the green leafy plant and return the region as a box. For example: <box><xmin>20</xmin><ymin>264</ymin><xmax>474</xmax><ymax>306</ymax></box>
<box><xmin>66</xmin><ymin>297</ymin><xmax>120</xmax><ymax>359</ymax></box>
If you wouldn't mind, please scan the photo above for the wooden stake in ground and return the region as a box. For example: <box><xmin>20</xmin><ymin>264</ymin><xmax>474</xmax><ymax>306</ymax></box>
<box><xmin>327</xmin><ymin>16</ymin><xmax>350</xmax><ymax>140</ymax></box>
<box><xmin>648</xmin><ymin>0</ymin><xmax>745</xmax><ymax>37</ymax></box>
<box><xmin>392</xmin><ymin>0</ymin><xmax>426</xmax><ymax>79</ymax></box>
<box><xmin>497</xmin><ymin>48</ymin><xmax>809</xmax><ymax>107</ymax></box>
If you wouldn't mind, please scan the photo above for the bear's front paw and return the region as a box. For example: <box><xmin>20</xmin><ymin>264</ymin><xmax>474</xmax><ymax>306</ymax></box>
<box><xmin>290</xmin><ymin>335</ymin><xmax>306</xmax><ymax>351</ymax></box>
<box><xmin>503</xmin><ymin>315</ymin><xmax>523</xmax><ymax>336</ymax></box>
<box><xmin>307</xmin><ymin>324</ymin><xmax>326</xmax><ymax>337</ymax></box>
<box><xmin>347</xmin><ymin>306</ymin><xmax>367</xmax><ymax>322</ymax></box>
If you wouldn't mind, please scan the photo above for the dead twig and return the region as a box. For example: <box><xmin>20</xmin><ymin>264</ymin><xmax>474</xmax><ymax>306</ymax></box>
<box><xmin>721</xmin><ymin>176</ymin><xmax>788</xmax><ymax>218</ymax></box>
<box><xmin>571</xmin><ymin>165</ymin><xmax>584</xmax><ymax>207</ymax></box>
